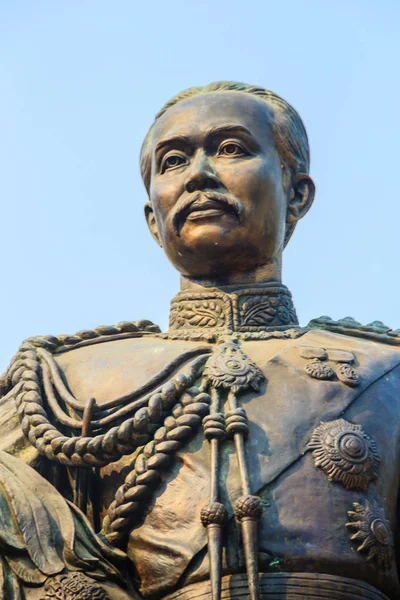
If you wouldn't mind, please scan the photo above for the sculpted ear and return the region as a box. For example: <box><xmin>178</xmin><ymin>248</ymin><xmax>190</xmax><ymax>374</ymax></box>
<box><xmin>286</xmin><ymin>174</ymin><xmax>315</xmax><ymax>224</ymax></box>
<box><xmin>144</xmin><ymin>202</ymin><xmax>162</xmax><ymax>247</ymax></box>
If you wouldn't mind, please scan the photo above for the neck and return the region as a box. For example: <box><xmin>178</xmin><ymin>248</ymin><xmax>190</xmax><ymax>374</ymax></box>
<box><xmin>169</xmin><ymin>262</ymin><xmax>298</xmax><ymax>335</ymax></box>
<box><xmin>180</xmin><ymin>259</ymin><xmax>282</xmax><ymax>292</ymax></box>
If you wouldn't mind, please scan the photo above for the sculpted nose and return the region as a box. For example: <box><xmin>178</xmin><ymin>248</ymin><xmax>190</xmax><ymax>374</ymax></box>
<box><xmin>184</xmin><ymin>151</ymin><xmax>219</xmax><ymax>193</ymax></box>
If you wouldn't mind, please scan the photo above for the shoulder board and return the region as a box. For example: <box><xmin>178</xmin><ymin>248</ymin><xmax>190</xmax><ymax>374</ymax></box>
<box><xmin>308</xmin><ymin>316</ymin><xmax>400</xmax><ymax>346</ymax></box>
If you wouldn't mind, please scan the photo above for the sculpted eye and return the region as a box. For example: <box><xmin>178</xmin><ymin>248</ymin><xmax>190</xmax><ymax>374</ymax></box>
<box><xmin>218</xmin><ymin>141</ymin><xmax>246</xmax><ymax>157</ymax></box>
<box><xmin>162</xmin><ymin>153</ymin><xmax>187</xmax><ymax>172</ymax></box>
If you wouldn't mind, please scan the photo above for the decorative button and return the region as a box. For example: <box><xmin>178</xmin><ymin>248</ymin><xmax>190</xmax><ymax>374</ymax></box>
<box><xmin>305</xmin><ymin>358</ymin><xmax>335</xmax><ymax>381</ymax></box>
<box><xmin>336</xmin><ymin>363</ymin><xmax>360</xmax><ymax>387</ymax></box>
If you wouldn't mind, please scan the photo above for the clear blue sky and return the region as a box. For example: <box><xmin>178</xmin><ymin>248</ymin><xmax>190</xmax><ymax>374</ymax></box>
<box><xmin>1</xmin><ymin>1</ymin><xmax>399</xmax><ymax>373</ymax></box>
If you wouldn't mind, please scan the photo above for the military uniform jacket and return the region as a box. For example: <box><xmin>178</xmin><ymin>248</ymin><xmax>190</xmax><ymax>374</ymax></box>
<box><xmin>2</xmin><ymin>313</ymin><xmax>400</xmax><ymax>600</ymax></box>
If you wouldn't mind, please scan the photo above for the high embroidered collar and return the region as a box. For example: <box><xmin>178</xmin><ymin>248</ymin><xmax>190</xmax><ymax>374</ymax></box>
<box><xmin>168</xmin><ymin>283</ymin><xmax>299</xmax><ymax>334</ymax></box>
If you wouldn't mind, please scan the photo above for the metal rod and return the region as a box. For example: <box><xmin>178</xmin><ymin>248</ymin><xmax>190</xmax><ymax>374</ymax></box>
<box><xmin>208</xmin><ymin>525</ymin><xmax>223</xmax><ymax>600</ymax></box>
<box><xmin>228</xmin><ymin>390</ymin><xmax>260</xmax><ymax>600</ymax></box>
<box><xmin>208</xmin><ymin>387</ymin><xmax>224</xmax><ymax>600</ymax></box>
<box><xmin>241</xmin><ymin>519</ymin><xmax>260</xmax><ymax>600</ymax></box>
<box><xmin>210</xmin><ymin>437</ymin><xmax>219</xmax><ymax>502</ymax></box>
<box><xmin>233</xmin><ymin>431</ymin><xmax>251</xmax><ymax>496</ymax></box>
<box><xmin>77</xmin><ymin>397</ymin><xmax>96</xmax><ymax>514</ymax></box>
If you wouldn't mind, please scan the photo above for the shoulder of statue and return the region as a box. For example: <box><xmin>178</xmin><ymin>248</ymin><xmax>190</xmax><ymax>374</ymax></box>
<box><xmin>0</xmin><ymin>319</ymin><xmax>161</xmax><ymax>398</ymax></box>
<box><xmin>308</xmin><ymin>315</ymin><xmax>400</xmax><ymax>348</ymax></box>
<box><xmin>24</xmin><ymin>319</ymin><xmax>161</xmax><ymax>353</ymax></box>
<box><xmin>1</xmin><ymin>315</ymin><xmax>212</xmax><ymax>493</ymax></box>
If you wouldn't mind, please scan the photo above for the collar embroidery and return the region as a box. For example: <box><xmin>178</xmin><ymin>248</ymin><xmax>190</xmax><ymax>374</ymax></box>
<box><xmin>168</xmin><ymin>284</ymin><xmax>299</xmax><ymax>335</ymax></box>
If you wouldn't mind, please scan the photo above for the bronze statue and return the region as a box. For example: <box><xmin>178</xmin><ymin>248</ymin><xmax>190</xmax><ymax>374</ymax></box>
<box><xmin>1</xmin><ymin>81</ymin><xmax>399</xmax><ymax>600</ymax></box>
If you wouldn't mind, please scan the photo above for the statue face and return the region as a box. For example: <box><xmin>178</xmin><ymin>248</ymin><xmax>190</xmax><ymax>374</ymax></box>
<box><xmin>147</xmin><ymin>92</ymin><xmax>293</xmax><ymax>278</ymax></box>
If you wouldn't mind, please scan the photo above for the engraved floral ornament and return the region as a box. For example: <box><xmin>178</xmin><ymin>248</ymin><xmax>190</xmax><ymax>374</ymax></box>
<box><xmin>203</xmin><ymin>337</ymin><xmax>264</xmax><ymax>393</ymax></box>
<box><xmin>239</xmin><ymin>293</ymin><xmax>297</xmax><ymax>327</ymax></box>
<box><xmin>170</xmin><ymin>299</ymin><xmax>226</xmax><ymax>329</ymax></box>
<box><xmin>42</xmin><ymin>572</ymin><xmax>111</xmax><ymax>600</ymax></box>
<box><xmin>308</xmin><ymin>419</ymin><xmax>380</xmax><ymax>490</ymax></box>
<box><xmin>347</xmin><ymin>500</ymin><xmax>393</xmax><ymax>571</ymax></box>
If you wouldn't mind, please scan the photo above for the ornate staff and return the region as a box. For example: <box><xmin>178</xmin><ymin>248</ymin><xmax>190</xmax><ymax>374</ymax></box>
<box><xmin>201</xmin><ymin>337</ymin><xmax>264</xmax><ymax>600</ymax></box>
<box><xmin>227</xmin><ymin>389</ymin><xmax>263</xmax><ymax>600</ymax></box>
<box><xmin>200</xmin><ymin>386</ymin><xmax>227</xmax><ymax>600</ymax></box>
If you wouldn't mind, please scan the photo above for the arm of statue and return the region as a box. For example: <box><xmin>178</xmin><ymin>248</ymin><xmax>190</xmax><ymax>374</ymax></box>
<box><xmin>0</xmin><ymin>374</ymin><xmax>40</xmax><ymax>466</ymax></box>
<box><xmin>0</xmin><ymin>449</ymin><xmax>137</xmax><ymax>600</ymax></box>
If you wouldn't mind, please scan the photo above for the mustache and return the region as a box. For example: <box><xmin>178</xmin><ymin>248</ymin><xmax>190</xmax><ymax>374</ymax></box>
<box><xmin>171</xmin><ymin>190</ymin><xmax>245</xmax><ymax>236</ymax></box>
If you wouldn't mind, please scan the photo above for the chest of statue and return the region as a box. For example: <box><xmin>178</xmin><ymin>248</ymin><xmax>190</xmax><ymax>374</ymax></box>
<box><xmin>4</xmin><ymin>320</ymin><xmax>400</xmax><ymax>600</ymax></box>
<box><xmin>47</xmin><ymin>328</ymin><xmax>400</xmax><ymax>599</ymax></box>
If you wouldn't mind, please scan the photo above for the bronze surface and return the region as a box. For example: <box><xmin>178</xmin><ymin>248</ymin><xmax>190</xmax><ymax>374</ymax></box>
<box><xmin>1</xmin><ymin>81</ymin><xmax>399</xmax><ymax>600</ymax></box>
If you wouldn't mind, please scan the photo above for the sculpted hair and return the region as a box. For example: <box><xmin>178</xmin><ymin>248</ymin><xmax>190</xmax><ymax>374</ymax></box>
<box><xmin>140</xmin><ymin>81</ymin><xmax>311</xmax><ymax>244</ymax></box>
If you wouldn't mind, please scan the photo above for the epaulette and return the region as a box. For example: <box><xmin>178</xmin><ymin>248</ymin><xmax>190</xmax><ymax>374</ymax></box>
<box><xmin>308</xmin><ymin>316</ymin><xmax>400</xmax><ymax>346</ymax></box>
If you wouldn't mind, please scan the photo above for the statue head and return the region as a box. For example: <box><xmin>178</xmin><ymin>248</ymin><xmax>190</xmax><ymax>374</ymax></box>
<box><xmin>141</xmin><ymin>81</ymin><xmax>315</xmax><ymax>281</ymax></box>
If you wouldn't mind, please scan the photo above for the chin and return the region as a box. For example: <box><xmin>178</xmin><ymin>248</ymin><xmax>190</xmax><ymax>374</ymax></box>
<box><xmin>179</xmin><ymin>219</ymin><xmax>241</xmax><ymax>249</ymax></box>
<box><xmin>169</xmin><ymin>236</ymin><xmax>264</xmax><ymax>279</ymax></box>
